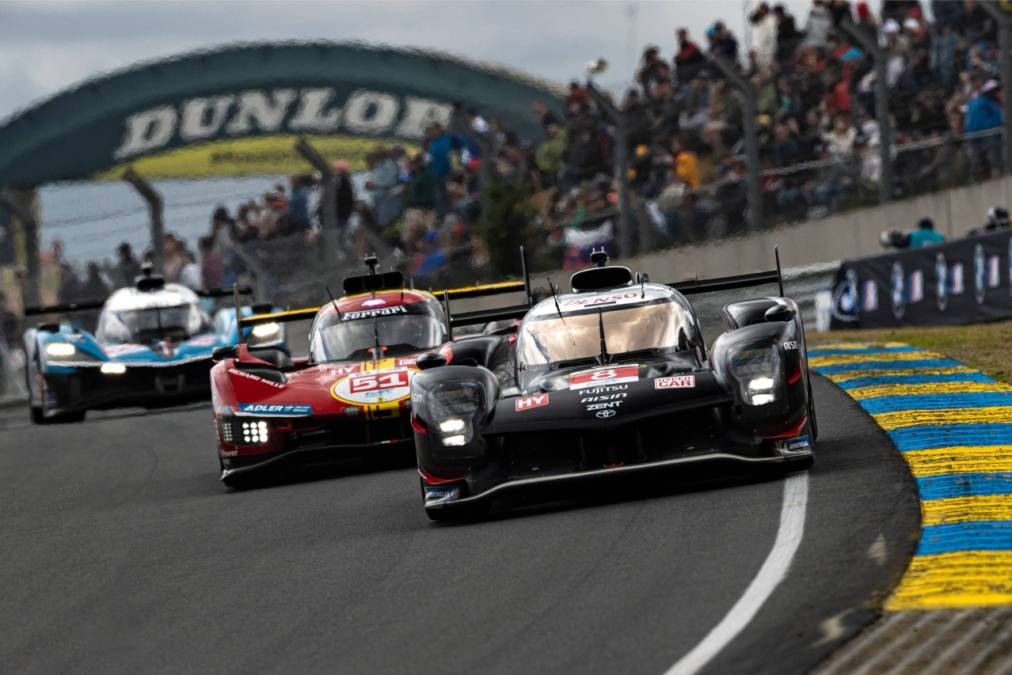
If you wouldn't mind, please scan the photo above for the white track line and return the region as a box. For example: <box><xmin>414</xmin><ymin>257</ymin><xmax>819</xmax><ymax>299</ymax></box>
<box><xmin>665</xmin><ymin>472</ymin><xmax>809</xmax><ymax>675</ymax></box>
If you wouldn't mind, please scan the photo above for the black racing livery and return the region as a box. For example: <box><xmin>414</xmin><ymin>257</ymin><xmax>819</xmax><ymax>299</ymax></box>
<box><xmin>410</xmin><ymin>250</ymin><xmax>816</xmax><ymax>520</ymax></box>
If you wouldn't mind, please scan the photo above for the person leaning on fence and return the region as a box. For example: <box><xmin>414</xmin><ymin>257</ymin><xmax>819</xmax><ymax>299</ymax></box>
<box><xmin>908</xmin><ymin>217</ymin><xmax>945</xmax><ymax>248</ymax></box>
<box><xmin>963</xmin><ymin>80</ymin><xmax>1004</xmax><ymax>179</ymax></box>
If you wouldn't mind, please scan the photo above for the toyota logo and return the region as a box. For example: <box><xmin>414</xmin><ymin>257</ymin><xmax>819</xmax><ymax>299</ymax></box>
<box><xmin>595</xmin><ymin>409</ymin><xmax>616</xmax><ymax>419</ymax></box>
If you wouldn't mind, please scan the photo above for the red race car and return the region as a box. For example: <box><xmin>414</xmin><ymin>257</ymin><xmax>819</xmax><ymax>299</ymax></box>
<box><xmin>209</xmin><ymin>256</ymin><xmax>531</xmax><ymax>487</ymax></box>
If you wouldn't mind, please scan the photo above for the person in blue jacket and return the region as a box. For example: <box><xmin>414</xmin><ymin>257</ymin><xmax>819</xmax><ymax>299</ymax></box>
<box><xmin>963</xmin><ymin>80</ymin><xmax>1004</xmax><ymax>178</ymax></box>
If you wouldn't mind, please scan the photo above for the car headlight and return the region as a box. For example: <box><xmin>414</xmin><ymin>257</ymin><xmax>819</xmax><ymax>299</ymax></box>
<box><xmin>219</xmin><ymin>418</ymin><xmax>271</xmax><ymax>445</ymax></box>
<box><xmin>728</xmin><ymin>345</ymin><xmax>781</xmax><ymax>406</ymax></box>
<box><xmin>100</xmin><ymin>362</ymin><xmax>127</xmax><ymax>375</ymax></box>
<box><xmin>250</xmin><ymin>322</ymin><xmax>281</xmax><ymax>340</ymax></box>
<box><xmin>429</xmin><ymin>382</ymin><xmax>483</xmax><ymax>446</ymax></box>
<box><xmin>45</xmin><ymin>342</ymin><xmax>76</xmax><ymax>358</ymax></box>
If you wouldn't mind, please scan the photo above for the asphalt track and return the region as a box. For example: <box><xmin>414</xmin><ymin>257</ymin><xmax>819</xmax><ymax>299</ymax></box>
<box><xmin>0</xmin><ymin>376</ymin><xmax>919</xmax><ymax>674</ymax></box>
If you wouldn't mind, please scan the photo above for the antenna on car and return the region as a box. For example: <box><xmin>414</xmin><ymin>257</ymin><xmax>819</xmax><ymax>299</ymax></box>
<box><xmin>590</xmin><ymin>247</ymin><xmax>609</xmax><ymax>268</ymax></box>
<box><xmin>325</xmin><ymin>286</ymin><xmax>341</xmax><ymax>320</ymax></box>
<box><xmin>442</xmin><ymin>290</ymin><xmax>453</xmax><ymax>342</ymax></box>
<box><xmin>547</xmin><ymin>277</ymin><xmax>565</xmax><ymax>323</ymax></box>
<box><xmin>773</xmin><ymin>245</ymin><xmax>784</xmax><ymax>297</ymax></box>
<box><xmin>364</xmin><ymin>253</ymin><xmax>379</xmax><ymax>297</ymax></box>
<box><xmin>233</xmin><ymin>282</ymin><xmax>245</xmax><ymax>345</ymax></box>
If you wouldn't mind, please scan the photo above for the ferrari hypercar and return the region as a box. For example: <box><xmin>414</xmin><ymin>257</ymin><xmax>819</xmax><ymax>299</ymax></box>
<box><xmin>411</xmin><ymin>249</ymin><xmax>816</xmax><ymax>520</ymax></box>
<box><xmin>210</xmin><ymin>256</ymin><xmax>531</xmax><ymax>487</ymax></box>
<box><xmin>23</xmin><ymin>272</ymin><xmax>284</xmax><ymax>423</ymax></box>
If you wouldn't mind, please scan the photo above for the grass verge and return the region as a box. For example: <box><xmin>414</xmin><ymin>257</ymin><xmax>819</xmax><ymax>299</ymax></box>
<box><xmin>816</xmin><ymin>321</ymin><xmax>1012</xmax><ymax>384</ymax></box>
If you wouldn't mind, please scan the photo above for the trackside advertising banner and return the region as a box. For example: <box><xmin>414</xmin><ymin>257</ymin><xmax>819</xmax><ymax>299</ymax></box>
<box><xmin>830</xmin><ymin>229</ymin><xmax>1012</xmax><ymax>328</ymax></box>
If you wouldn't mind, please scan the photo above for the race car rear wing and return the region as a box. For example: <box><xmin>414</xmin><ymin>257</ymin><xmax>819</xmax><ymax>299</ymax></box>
<box><xmin>668</xmin><ymin>246</ymin><xmax>785</xmax><ymax>297</ymax></box>
<box><xmin>23</xmin><ymin>286</ymin><xmax>253</xmax><ymax>317</ymax></box>
<box><xmin>442</xmin><ymin>246</ymin><xmax>533</xmax><ymax>338</ymax></box>
<box><xmin>234</xmin><ymin>247</ymin><xmax>533</xmax><ymax>343</ymax></box>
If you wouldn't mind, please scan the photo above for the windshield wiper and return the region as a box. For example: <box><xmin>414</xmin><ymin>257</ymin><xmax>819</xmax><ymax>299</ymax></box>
<box><xmin>371</xmin><ymin>315</ymin><xmax>382</xmax><ymax>363</ymax></box>
<box><xmin>596</xmin><ymin>310</ymin><xmax>611</xmax><ymax>365</ymax></box>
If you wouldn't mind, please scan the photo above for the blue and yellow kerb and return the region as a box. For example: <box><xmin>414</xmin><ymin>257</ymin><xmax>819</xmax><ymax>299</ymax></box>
<box><xmin>809</xmin><ymin>342</ymin><xmax>1012</xmax><ymax>611</ymax></box>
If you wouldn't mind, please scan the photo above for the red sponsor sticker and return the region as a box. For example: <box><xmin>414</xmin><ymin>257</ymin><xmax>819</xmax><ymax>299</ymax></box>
<box><xmin>570</xmin><ymin>366</ymin><xmax>639</xmax><ymax>390</ymax></box>
<box><xmin>515</xmin><ymin>393</ymin><xmax>550</xmax><ymax>412</ymax></box>
<box><xmin>654</xmin><ymin>375</ymin><xmax>696</xmax><ymax>390</ymax></box>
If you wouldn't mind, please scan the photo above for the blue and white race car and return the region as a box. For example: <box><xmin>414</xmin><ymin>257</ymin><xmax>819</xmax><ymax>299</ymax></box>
<box><xmin>23</xmin><ymin>273</ymin><xmax>285</xmax><ymax>423</ymax></box>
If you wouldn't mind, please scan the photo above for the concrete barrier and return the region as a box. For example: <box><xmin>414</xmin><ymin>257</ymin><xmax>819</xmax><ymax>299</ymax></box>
<box><xmin>620</xmin><ymin>175</ymin><xmax>1012</xmax><ymax>280</ymax></box>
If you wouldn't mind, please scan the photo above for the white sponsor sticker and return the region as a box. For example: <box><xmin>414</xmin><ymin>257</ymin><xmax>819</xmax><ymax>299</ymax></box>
<box><xmin>654</xmin><ymin>375</ymin><xmax>696</xmax><ymax>389</ymax></box>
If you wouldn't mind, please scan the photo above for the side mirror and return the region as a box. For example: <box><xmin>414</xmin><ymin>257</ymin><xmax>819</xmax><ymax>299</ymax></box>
<box><xmin>764</xmin><ymin>304</ymin><xmax>795</xmax><ymax>323</ymax></box>
<box><xmin>416</xmin><ymin>351</ymin><xmax>447</xmax><ymax>370</ymax></box>
<box><xmin>213</xmin><ymin>345</ymin><xmax>239</xmax><ymax>362</ymax></box>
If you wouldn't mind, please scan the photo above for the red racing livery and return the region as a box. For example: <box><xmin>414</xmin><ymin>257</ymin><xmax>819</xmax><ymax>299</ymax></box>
<box><xmin>209</xmin><ymin>264</ymin><xmax>524</xmax><ymax>488</ymax></box>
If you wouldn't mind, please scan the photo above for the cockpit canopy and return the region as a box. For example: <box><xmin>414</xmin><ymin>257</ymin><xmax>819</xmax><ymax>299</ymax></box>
<box><xmin>96</xmin><ymin>284</ymin><xmax>211</xmax><ymax>345</ymax></box>
<box><xmin>517</xmin><ymin>285</ymin><xmax>701</xmax><ymax>370</ymax></box>
<box><xmin>310</xmin><ymin>299</ymin><xmax>447</xmax><ymax>362</ymax></box>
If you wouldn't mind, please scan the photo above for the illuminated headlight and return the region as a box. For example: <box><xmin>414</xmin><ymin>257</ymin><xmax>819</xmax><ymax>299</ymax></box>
<box><xmin>45</xmin><ymin>342</ymin><xmax>76</xmax><ymax>358</ymax></box>
<box><xmin>438</xmin><ymin>418</ymin><xmax>466</xmax><ymax>434</ymax></box>
<box><xmin>441</xmin><ymin>434</ymin><xmax>468</xmax><ymax>447</ymax></box>
<box><xmin>100</xmin><ymin>362</ymin><xmax>127</xmax><ymax>375</ymax></box>
<box><xmin>250</xmin><ymin>322</ymin><xmax>281</xmax><ymax>340</ymax></box>
<box><xmin>728</xmin><ymin>345</ymin><xmax>781</xmax><ymax>406</ymax></box>
<box><xmin>240</xmin><ymin>420</ymin><xmax>270</xmax><ymax>444</ymax></box>
<box><xmin>748</xmin><ymin>377</ymin><xmax>775</xmax><ymax>393</ymax></box>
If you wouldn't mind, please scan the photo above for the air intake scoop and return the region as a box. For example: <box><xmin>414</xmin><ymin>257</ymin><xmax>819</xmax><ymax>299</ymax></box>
<box><xmin>570</xmin><ymin>266</ymin><xmax>634</xmax><ymax>293</ymax></box>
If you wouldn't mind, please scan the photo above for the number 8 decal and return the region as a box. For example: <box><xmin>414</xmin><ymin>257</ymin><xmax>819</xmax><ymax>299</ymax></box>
<box><xmin>591</xmin><ymin>369</ymin><xmax>617</xmax><ymax>381</ymax></box>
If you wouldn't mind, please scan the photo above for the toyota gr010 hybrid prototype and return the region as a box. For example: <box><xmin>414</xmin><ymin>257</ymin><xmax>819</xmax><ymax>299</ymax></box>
<box><xmin>23</xmin><ymin>272</ymin><xmax>284</xmax><ymax>423</ymax></box>
<box><xmin>209</xmin><ymin>257</ymin><xmax>532</xmax><ymax>487</ymax></box>
<box><xmin>410</xmin><ymin>250</ymin><xmax>816</xmax><ymax>520</ymax></box>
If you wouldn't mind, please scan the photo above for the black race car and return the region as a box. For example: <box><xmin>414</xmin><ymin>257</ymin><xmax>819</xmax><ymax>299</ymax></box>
<box><xmin>410</xmin><ymin>250</ymin><xmax>816</xmax><ymax>520</ymax></box>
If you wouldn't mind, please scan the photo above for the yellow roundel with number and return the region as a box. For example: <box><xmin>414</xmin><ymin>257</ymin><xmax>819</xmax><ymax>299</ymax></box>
<box><xmin>330</xmin><ymin>368</ymin><xmax>417</xmax><ymax>405</ymax></box>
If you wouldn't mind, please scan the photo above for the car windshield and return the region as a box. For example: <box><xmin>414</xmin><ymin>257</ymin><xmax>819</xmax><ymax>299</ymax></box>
<box><xmin>314</xmin><ymin>314</ymin><xmax>445</xmax><ymax>361</ymax></box>
<box><xmin>98</xmin><ymin>304</ymin><xmax>210</xmax><ymax>344</ymax></box>
<box><xmin>518</xmin><ymin>299</ymin><xmax>697</xmax><ymax>367</ymax></box>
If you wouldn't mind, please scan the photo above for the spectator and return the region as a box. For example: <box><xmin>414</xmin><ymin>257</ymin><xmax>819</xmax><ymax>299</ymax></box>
<box><xmin>333</xmin><ymin>160</ymin><xmax>356</xmax><ymax>229</ymax></box>
<box><xmin>908</xmin><ymin>217</ymin><xmax>945</xmax><ymax>247</ymax></box>
<box><xmin>671</xmin><ymin>136</ymin><xmax>701</xmax><ymax>189</ymax></box>
<box><xmin>674</xmin><ymin>28</ymin><xmax>705</xmax><ymax>85</ymax></box>
<box><xmin>531</xmin><ymin>100</ymin><xmax>561</xmax><ymax>129</ymax></box>
<box><xmin>750</xmin><ymin>3</ymin><xmax>779</xmax><ymax>70</ymax></box>
<box><xmin>113</xmin><ymin>242</ymin><xmax>141</xmax><ymax>289</ymax></box>
<box><xmin>707</xmin><ymin>21</ymin><xmax>739</xmax><ymax>62</ymax></box>
<box><xmin>364</xmin><ymin>149</ymin><xmax>402</xmax><ymax>227</ymax></box>
<box><xmin>162</xmin><ymin>234</ymin><xmax>186</xmax><ymax>283</ymax></box>
<box><xmin>803</xmin><ymin>0</ymin><xmax>833</xmax><ymax>48</ymax></box>
<box><xmin>198</xmin><ymin>236</ymin><xmax>223</xmax><ymax>290</ymax></box>
<box><xmin>535</xmin><ymin>122</ymin><xmax>568</xmax><ymax>187</ymax></box>
<box><xmin>963</xmin><ymin>79</ymin><xmax>1004</xmax><ymax>178</ymax></box>
<box><xmin>425</xmin><ymin>123</ymin><xmax>454</xmax><ymax>218</ymax></box>
<box><xmin>281</xmin><ymin>174</ymin><xmax>312</xmax><ymax>235</ymax></box>
<box><xmin>636</xmin><ymin>46</ymin><xmax>671</xmax><ymax>94</ymax></box>
<box><xmin>773</xmin><ymin>4</ymin><xmax>803</xmax><ymax>62</ymax></box>
<box><xmin>179</xmin><ymin>249</ymin><xmax>202</xmax><ymax>290</ymax></box>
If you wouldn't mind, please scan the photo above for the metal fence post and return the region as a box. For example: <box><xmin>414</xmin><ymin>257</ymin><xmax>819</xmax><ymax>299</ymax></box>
<box><xmin>980</xmin><ymin>2</ymin><xmax>1012</xmax><ymax>174</ymax></box>
<box><xmin>707</xmin><ymin>54</ymin><xmax>764</xmax><ymax>232</ymax></box>
<box><xmin>121</xmin><ymin>168</ymin><xmax>165</xmax><ymax>273</ymax></box>
<box><xmin>839</xmin><ymin>22</ymin><xmax>894</xmax><ymax>202</ymax></box>
<box><xmin>0</xmin><ymin>188</ymin><xmax>41</xmax><ymax>307</ymax></box>
<box><xmin>585</xmin><ymin>81</ymin><xmax>636</xmax><ymax>257</ymax></box>
<box><xmin>294</xmin><ymin>137</ymin><xmax>338</xmax><ymax>267</ymax></box>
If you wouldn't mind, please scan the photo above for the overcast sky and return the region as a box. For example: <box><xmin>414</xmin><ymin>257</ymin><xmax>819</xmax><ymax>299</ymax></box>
<box><xmin>0</xmin><ymin>0</ymin><xmax>831</xmax><ymax>122</ymax></box>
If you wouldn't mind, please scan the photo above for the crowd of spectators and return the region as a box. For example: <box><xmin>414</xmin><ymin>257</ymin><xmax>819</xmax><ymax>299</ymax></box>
<box><xmin>582</xmin><ymin>0</ymin><xmax>1009</xmax><ymax>244</ymax></box>
<box><xmin>46</xmin><ymin>0</ymin><xmax>1011</xmax><ymax>299</ymax></box>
